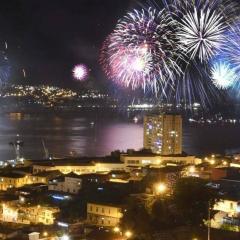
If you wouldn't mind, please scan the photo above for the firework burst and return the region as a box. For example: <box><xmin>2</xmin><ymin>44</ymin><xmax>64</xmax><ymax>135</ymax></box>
<box><xmin>100</xmin><ymin>1</ymin><xmax>239</xmax><ymax>108</ymax></box>
<box><xmin>100</xmin><ymin>8</ymin><xmax>182</xmax><ymax>93</ymax></box>
<box><xmin>158</xmin><ymin>0</ymin><xmax>239</xmax><ymax>107</ymax></box>
<box><xmin>72</xmin><ymin>64</ymin><xmax>88</xmax><ymax>81</ymax></box>
<box><xmin>211</xmin><ymin>61</ymin><xmax>237</xmax><ymax>89</ymax></box>
<box><xmin>178</xmin><ymin>7</ymin><xmax>226</xmax><ymax>62</ymax></box>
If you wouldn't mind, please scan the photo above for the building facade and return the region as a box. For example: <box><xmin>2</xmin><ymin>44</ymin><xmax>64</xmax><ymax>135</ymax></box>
<box><xmin>143</xmin><ymin>114</ymin><xmax>182</xmax><ymax>155</ymax></box>
<box><xmin>121</xmin><ymin>154</ymin><xmax>200</xmax><ymax>168</ymax></box>
<box><xmin>48</xmin><ymin>173</ymin><xmax>82</xmax><ymax>194</ymax></box>
<box><xmin>33</xmin><ymin>162</ymin><xmax>125</xmax><ymax>175</ymax></box>
<box><xmin>0</xmin><ymin>173</ymin><xmax>31</xmax><ymax>191</ymax></box>
<box><xmin>1</xmin><ymin>201</ymin><xmax>59</xmax><ymax>225</ymax></box>
<box><xmin>214</xmin><ymin>199</ymin><xmax>240</xmax><ymax>217</ymax></box>
<box><xmin>87</xmin><ymin>203</ymin><xmax>123</xmax><ymax>227</ymax></box>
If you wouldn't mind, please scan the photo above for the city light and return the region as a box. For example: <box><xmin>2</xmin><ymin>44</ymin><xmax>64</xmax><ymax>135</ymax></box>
<box><xmin>189</xmin><ymin>166</ymin><xmax>195</xmax><ymax>174</ymax></box>
<box><xmin>223</xmin><ymin>161</ymin><xmax>228</xmax><ymax>166</ymax></box>
<box><xmin>155</xmin><ymin>183</ymin><xmax>167</xmax><ymax>195</ymax></box>
<box><xmin>113</xmin><ymin>226</ymin><xmax>120</xmax><ymax>233</ymax></box>
<box><xmin>57</xmin><ymin>222</ymin><xmax>69</xmax><ymax>228</ymax></box>
<box><xmin>61</xmin><ymin>235</ymin><xmax>70</xmax><ymax>240</ymax></box>
<box><xmin>210</xmin><ymin>159</ymin><xmax>215</xmax><ymax>165</ymax></box>
<box><xmin>125</xmin><ymin>231</ymin><xmax>132</xmax><ymax>238</ymax></box>
<box><xmin>156</xmin><ymin>159</ymin><xmax>162</xmax><ymax>165</ymax></box>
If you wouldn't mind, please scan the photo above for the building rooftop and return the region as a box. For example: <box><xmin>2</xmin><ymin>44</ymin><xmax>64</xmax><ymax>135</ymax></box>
<box><xmin>147</xmin><ymin>166</ymin><xmax>184</xmax><ymax>173</ymax></box>
<box><xmin>32</xmin><ymin>170</ymin><xmax>62</xmax><ymax>177</ymax></box>
<box><xmin>122</xmin><ymin>149</ymin><xmax>189</xmax><ymax>157</ymax></box>
<box><xmin>64</xmin><ymin>172</ymin><xmax>83</xmax><ymax>179</ymax></box>
<box><xmin>88</xmin><ymin>201</ymin><xmax>124</xmax><ymax>208</ymax></box>
<box><xmin>33</xmin><ymin>161</ymin><xmax>95</xmax><ymax>167</ymax></box>
<box><xmin>29</xmin><ymin>156</ymin><xmax>121</xmax><ymax>166</ymax></box>
<box><xmin>0</xmin><ymin>172</ymin><xmax>26</xmax><ymax>178</ymax></box>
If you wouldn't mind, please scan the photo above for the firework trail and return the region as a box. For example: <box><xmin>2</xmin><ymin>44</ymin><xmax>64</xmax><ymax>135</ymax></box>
<box><xmin>22</xmin><ymin>69</ymin><xmax>26</xmax><ymax>78</ymax></box>
<box><xmin>0</xmin><ymin>50</ymin><xmax>10</xmax><ymax>85</ymax></box>
<box><xmin>220</xmin><ymin>24</ymin><xmax>240</xmax><ymax>79</ymax></box>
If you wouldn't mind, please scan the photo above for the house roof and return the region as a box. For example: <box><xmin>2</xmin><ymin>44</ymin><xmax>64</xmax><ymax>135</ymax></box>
<box><xmin>0</xmin><ymin>172</ymin><xmax>26</xmax><ymax>178</ymax></box>
<box><xmin>32</xmin><ymin>170</ymin><xmax>62</xmax><ymax>177</ymax></box>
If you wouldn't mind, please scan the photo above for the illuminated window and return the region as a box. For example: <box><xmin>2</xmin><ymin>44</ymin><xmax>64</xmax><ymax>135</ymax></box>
<box><xmin>142</xmin><ymin>160</ymin><xmax>151</xmax><ymax>164</ymax></box>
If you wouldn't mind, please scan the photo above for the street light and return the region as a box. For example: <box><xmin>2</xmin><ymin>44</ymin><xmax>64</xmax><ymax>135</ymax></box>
<box><xmin>155</xmin><ymin>183</ymin><xmax>167</xmax><ymax>195</ymax></box>
<box><xmin>210</xmin><ymin>159</ymin><xmax>215</xmax><ymax>165</ymax></box>
<box><xmin>125</xmin><ymin>231</ymin><xmax>132</xmax><ymax>238</ymax></box>
<box><xmin>113</xmin><ymin>227</ymin><xmax>120</xmax><ymax>233</ymax></box>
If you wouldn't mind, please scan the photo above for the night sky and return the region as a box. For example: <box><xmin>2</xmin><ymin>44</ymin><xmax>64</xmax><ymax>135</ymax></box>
<box><xmin>0</xmin><ymin>0</ymin><xmax>139</xmax><ymax>88</ymax></box>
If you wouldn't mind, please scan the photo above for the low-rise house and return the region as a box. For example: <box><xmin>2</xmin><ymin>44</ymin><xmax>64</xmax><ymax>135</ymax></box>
<box><xmin>0</xmin><ymin>172</ymin><xmax>31</xmax><ymax>191</ymax></box>
<box><xmin>48</xmin><ymin>172</ymin><xmax>82</xmax><ymax>194</ymax></box>
<box><xmin>87</xmin><ymin>202</ymin><xmax>124</xmax><ymax>227</ymax></box>
<box><xmin>214</xmin><ymin>198</ymin><xmax>240</xmax><ymax>217</ymax></box>
<box><xmin>121</xmin><ymin>151</ymin><xmax>201</xmax><ymax>168</ymax></box>
<box><xmin>29</xmin><ymin>170</ymin><xmax>62</xmax><ymax>184</ymax></box>
<box><xmin>0</xmin><ymin>200</ymin><xmax>59</xmax><ymax>225</ymax></box>
<box><xmin>211</xmin><ymin>167</ymin><xmax>240</xmax><ymax>181</ymax></box>
<box><xmin>108</xmin><ymin>170</ymin><xmax>130</xmax><ymax>180</ymax></box>
<box><xmin>32</xmin><ymin>159</ymin><xmax>125</xmax><ymax>175</ymax></box>
<box><xmin>49</xmin><ymin>172</ymin><xmax>110</xmax><ymax>194</ymax></box>
<box><xmin>79</xmin><ymin>173</ymin><xmax>109</xmax><ymax>185</ymax></box>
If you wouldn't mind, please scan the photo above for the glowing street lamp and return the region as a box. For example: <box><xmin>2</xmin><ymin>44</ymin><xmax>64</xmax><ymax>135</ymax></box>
<box><xmin>155</xmin><ymin>183</ymin><xmax>167</xmax><ymax>195</ymax></box>
<box><xmin>113</xmin><ymin>227</ymin><xmax>120</xmax><ymax>233</ymax></box>
<box><xmin>223</xmin><ymin>161</ymin><xmax>227</xmax><ymax>166</ymax></box>
<box><xmin>210</xmin><ymin>159</ymin><xmax>215</xmax><ymax>165</ymax></box>
<box><xmin>125</xmin><ymin>231</ymin><xmax>132</xmax><ymax>238</ymax></box>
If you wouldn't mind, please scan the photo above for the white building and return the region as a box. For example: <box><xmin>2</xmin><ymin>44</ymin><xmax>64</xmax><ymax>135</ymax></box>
<box><xmin>214</xmin><ymin>199</ymin><xmax>240</xmax><ymax>217</ymax></box>
<box><xmin>87</xmin><ymin>202</ymin><xmax>124</xmax><ymax>227</ymax></box>
<box><xmin>48</xmin><ymin>172</ymin><xmax>82</xmax><ymax>194</ymax></box>
<box><xmin>121</xmin><ymin>153</ymin><xmax>201</xmax><ymax>168</ymax></box>
<box><xmin>33</xmin><ymin>161</ymin><xmax>125</xmax><ymax>175</ymax></box>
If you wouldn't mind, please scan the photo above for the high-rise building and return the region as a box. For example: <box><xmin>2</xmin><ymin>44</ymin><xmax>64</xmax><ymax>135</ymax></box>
<box><xmin>143</xmin><ymin>114</ymin><xmax>182</xmax><ymax>155</ymax></box>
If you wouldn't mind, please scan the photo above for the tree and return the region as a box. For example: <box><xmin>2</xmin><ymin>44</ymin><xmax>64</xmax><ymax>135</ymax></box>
<box><xmin>120</xmin><ymin>197</ymin><xmax>152</xmax><ymax>239</ymax></box>
<box><xmin>151</xmin><ymin>198</ymin><xmax>178</xmax><ymax>230</ymax></box>
<box><xmin>173</xmin><ymin>177</ymin><xmax>217</xmax><ymax>226</ymax></box>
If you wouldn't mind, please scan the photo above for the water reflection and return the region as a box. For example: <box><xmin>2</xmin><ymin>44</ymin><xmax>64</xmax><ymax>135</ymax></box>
<box><xmin>0</xmin><ymin>113</ymin><xmax>239</xmax><ymax>161</ymax></box>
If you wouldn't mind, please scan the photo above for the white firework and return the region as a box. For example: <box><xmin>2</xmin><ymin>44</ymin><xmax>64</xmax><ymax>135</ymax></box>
<box><xmin>178</xmin><ymin>7</ymin><xmax>226</xmax><ymax>62</ymax></box>
<box><xmin>211</xmin><ymin>61</ymin><xmax>237</xmax><ymax>89</ymax></box>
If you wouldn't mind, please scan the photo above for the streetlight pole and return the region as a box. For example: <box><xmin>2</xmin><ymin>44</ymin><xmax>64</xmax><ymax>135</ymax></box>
<box><xmin>208</xmin><ymin>201</ymin><xmax>211</xmax><ymax>240</ymax></box>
